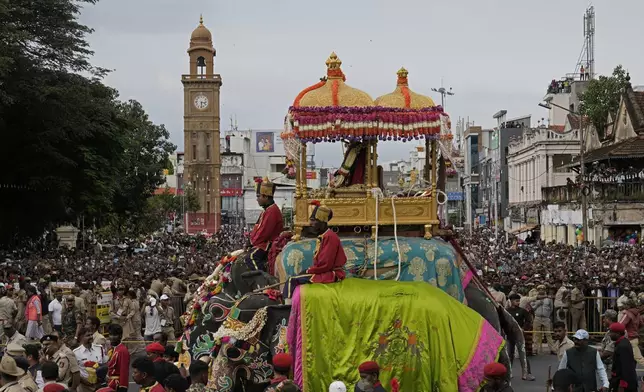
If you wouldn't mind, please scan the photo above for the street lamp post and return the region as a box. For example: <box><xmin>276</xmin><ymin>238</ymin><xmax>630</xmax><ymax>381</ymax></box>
<box><xmin>538</xmin><ymin>102</ymin><xmax>588</xmax><ymax>243</ymax></box>
<box><xmin>431</xmin><ymin>82</ymin><xmax>455</xmax><ymax>224</ymax></box>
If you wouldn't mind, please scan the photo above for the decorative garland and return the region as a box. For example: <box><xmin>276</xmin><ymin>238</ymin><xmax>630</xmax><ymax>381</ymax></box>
<box><xmin>281</xmin><ymin>159</ymin><xmax>296</xmax><ymax>179</ymax></box>
<box><xmin>213</xmin><ymin>307</ymin><xmax>268</xmax><ymax>347</ymax></box>
<box><xmin>284</xmin><ymin>105</ymin><xmax>451</xmax><ymax>143</ymax></box>
<box><xmin>293</xmin><ymin>80</ymin><xmax>326</xmax><ymax>107</ymax></box>
<box><xmin>181</xmin><ymin>254</ymin><xmax>238</xmax><ymax>328</ymax></box>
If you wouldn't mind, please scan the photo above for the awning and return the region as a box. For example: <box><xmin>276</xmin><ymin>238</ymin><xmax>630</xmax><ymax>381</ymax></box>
<box><xmin>508</xmin><ymin>224</ymin><xmax>538</xmax><ymax>235</ymax></box>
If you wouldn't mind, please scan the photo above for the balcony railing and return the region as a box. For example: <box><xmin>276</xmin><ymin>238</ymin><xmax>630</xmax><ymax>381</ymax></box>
<box><xmin>542</xmin><ymin>181</ymin><xmax>644</xmax><ymax>203</ymax></box>
<box><xmin>181</xmin><ymin>74</ymin><xmax>222</xmax><ymax>82</ymax></box>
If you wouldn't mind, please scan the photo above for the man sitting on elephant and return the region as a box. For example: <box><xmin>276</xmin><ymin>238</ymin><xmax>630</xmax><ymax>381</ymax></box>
<box><xmin>283</xmin><ymin>201</ymin><xmax>347</xmax><ymax>303</ymax></box>
<box><xmin>247</xmin><ymin>177</ymin><xmax>284</xmax><ymax>271</ymax></box>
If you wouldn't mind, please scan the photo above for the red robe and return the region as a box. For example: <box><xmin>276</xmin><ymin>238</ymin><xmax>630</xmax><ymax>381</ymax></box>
<box><xmin>108</xmin><ymin>344</ymin><xmax>130</xmax><ymax>390</ymax></box>
<box><xmin>306</xmin><ymin>229</ymin><xmax>347</xmax><ymax>283</ymax></box>
<box><xmin>140</xmin><ymin>382</ymin><xmax>165</xmax><ymax>392</ymax></box>
<box><xmin>250</xmin><ymin>203</ymin><xmax>284</xmax><ymax>250</ymax></box>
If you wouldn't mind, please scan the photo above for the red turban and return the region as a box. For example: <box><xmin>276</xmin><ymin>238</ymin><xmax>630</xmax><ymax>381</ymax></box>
<box><xmin>610</xmin><ymin>322</ymin><xmax>626</xmax><ymax>333</ymax></box>
<box><xmin>272</xmin><ymin>353</ymin><xmax>292</xmax><ymax>369</ymax></box>
<box><xmin>43</xmin><ymin>385</ymin><xmax>67</xmax><ymax>392</ymax></box>
<box><xmin>358</xmin><ymin>361</ymin><xmax>380</xmax><ymax>374</ymax></box>
<box><xmin>483</xmin><ymin>362</ymin><xmax>507</xmax><ymax>378</ymax></box>
<box><xmin>145</xmin><ymin>342</ymin><xmax>165</xmax><ymax>354</ymax></box>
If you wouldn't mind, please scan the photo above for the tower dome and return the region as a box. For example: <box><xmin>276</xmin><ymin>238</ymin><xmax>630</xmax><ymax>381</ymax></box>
<box><xmin>375</xmin><ymin>67</ymin><xmax>436</xmax><ymax>109</ymax></box>
<box><xmin>190</xmin><ymin>15</ymin><xmax>212</xmax><ymax>45</ymax></box>
<box><xmin>293</xmin><ymin>52</ymin><xmax>374</xmax><ymax>108</ymax></box>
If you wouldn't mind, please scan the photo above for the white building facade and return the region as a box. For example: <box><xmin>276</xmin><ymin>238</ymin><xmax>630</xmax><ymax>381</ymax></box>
<box><xmin>223</xmin><ymin>130</ymin><xmax>320</xmax><ymax>229</ymax></box>
<box><xmin>506</xmin><ymin>124</ymin><xmax>580</xmax><ymax>239</ymax></box>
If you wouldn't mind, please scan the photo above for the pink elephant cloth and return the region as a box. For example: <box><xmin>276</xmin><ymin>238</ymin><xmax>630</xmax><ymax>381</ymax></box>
<box><xmin>286</xmin><ymin>286</ymin><xmax>304</xmax><ymax>387</ymax></box>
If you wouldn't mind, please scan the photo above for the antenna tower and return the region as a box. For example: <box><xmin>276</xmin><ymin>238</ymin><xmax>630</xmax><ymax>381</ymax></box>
<box><xmin>583</xmin><ymin>6</ymin><xmax>595</xmax><ymax>79</ymax></box>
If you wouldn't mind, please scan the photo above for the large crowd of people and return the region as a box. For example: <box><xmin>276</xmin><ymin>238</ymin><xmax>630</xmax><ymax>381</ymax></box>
<box><xmin>0</xmin><ymin>226</ymin><xmax>248</xmax><ymax>392</ymax></box>
<box><xmin>2</xmin><ymin>220</ymin><xmax>644</xmax><ymax>391</ymax></box>
<box><xmin>460</xmin><ymin>227</ymin><xmax>644</xmax><ymax>391</ymax></box>
<box><xmin>460</xmin><ymin>227</ymin><xmax>644</xmax><ymax>296</ymax></box>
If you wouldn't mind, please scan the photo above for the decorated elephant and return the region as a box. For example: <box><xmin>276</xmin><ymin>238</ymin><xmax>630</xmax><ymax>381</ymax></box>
<box><xmin>181</xmin><ymin>252</ymin><xmax>279</xmax><ymax>360</ymax></box>
<box><xmin>181</xmin><ymin>235</ymin><xmax>525</xmax><ymax>391</ymax></box>
<box><xmin>207</xmin><ymin>290</ymin><xmax>289</xmax><ymax>392</ymax></box>
<box><xmin>204</xmin><ymin>272</ymin><xmax>506</xmax><ymax>391</ymax></box>
<box><xmin>275</xmin><ymin>236</ymin><xmax>526</xmax><ymax>379</ymax></box>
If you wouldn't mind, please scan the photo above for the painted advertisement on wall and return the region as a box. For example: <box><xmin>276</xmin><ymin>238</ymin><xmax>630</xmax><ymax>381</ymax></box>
<box><xmin>256</xmin><ymin>132</ymin><xmax>275</xmax><ymax>153</ymax></box>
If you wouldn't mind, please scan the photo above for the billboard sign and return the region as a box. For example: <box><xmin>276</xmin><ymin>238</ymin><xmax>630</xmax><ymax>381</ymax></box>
<box><xmin>256</xmin><ymin>132</ymin><xmax>275</xmax><ymax>153</ymax></box>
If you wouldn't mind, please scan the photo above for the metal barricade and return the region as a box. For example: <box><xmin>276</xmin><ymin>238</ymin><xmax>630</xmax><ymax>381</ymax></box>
<box><xmin>527</xmin><ymin>296</ymin><xmax>618</xmax><ymax>337</ymax></box>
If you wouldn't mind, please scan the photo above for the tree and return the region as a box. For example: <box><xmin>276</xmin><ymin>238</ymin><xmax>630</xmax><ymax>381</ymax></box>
<box><xmin>0</xmin><ymin>60</ymin><xmax>124</xmax><ymax>243</ymax></box>
<box><xmin>0</xmin><ymin>0</ymin><xmax>177</xmax><ymax>245</ymax></box>
<box><xmin>108</xmin><ymin>100</ymin><xmax>177</xmax><ymax>226</ymax></box>
<box><xmin>0</xmin><ymin>0</ymin><xmax>107</xmax><ymax>103</ymax></box>
<box><xmin>120</xmin><ymin>188</ymin><xmax>200</xmax><ymax>237</ymax></box>
<box><xmin>579</xmin><ymin>65</ymin><xmax>630</xmax><ymax>139</ymax></box>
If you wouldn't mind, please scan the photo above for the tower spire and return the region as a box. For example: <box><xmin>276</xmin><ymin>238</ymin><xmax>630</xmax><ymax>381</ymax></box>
<box><xmin>199</xmin><ymin>14</ymin><xmax>204</xmax><ymax>25</ymax></box>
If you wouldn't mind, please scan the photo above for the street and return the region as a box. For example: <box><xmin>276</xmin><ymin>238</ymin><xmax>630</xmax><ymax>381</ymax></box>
<box><xmin>512</xmin><ymin>354</ymin><xmax>561</xmax><ymax>392</ymax></box>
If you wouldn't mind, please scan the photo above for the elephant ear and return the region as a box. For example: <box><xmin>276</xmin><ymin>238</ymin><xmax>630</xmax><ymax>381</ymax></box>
<box><xmin>259</xmin><ymin>304</ymin><xmax>291</xmax><ymax>354</ymax></box>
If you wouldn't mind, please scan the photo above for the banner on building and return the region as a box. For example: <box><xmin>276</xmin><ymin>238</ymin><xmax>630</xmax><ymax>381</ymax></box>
<box><xmin>220</xmin><ymin>189</ymin><xmax>243</xmax><ymax>196</ymax></box>
<box><xmin>221</xmin><ymin>174</ymin><xmax>243</xmax><ymax>196</ymax></box>
<box><xmin>447</xmin><ymin>192</ymin><xmax>464</xmax><ymax>201</ymax></box>
<box><xmin>256</xmin><ymin>132</ymin><xmax>275</xmax><ymax>153</ymax></box>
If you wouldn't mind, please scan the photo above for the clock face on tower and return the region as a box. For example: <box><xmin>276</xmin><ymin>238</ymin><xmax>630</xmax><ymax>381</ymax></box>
<box><xmin>194</xmin><ymin>94</ymin><xmax>209</xmax><ymax>110</ymax></box>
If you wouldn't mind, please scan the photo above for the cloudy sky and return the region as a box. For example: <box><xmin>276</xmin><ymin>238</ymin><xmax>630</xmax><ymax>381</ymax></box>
<box><xmin>80</xmin><ymin>0</ymin><xmax>643</xmax><ymax>164</ymax></box>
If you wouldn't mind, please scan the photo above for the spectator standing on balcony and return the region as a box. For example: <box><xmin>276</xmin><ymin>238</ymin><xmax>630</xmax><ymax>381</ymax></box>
<box><xmin>570</xmin><ymin>283</ymin><xmax>586</xmax><ymax>331</ymax></box>
<box><xmin>555</xmin><ymin>282</ymin><xmax>570</xmax><ymax>329</ymax></box>
<box><xmin>531</xmin><ymin>285</ymin><xmax>555</xmax><ymax>355</ymax></box>
<box><xmin>580</xmin><ymin>66</ymin><xmax>585</xmax><ymax>81</ymax></box>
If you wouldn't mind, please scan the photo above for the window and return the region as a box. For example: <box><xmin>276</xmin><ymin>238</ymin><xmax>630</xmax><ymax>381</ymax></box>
<box><xmin>206</xmin><ymin>145</ymin><xmax>211</xmax><ymax>160</ymax></box>
<box><xmin>192</xmin><ymin>145</ymin><xmax>197</xmax><ymax>160</ymax></box>
<box><xmin>206</xmin><ymin>180</ymin><xmax>210</xmax><ymax>194</ymax></box>
<box><xmin>271</xmin><ymin>163</ymin><xmax>286</xmax><ymax>173</ymax></box>
<box><xmin>197</xmin><ymin>56</ymin><xmax>206</xmax><ymax>78</ymax></box>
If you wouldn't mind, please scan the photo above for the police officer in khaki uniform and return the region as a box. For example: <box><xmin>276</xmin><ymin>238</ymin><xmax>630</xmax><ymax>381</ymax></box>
<box><xmin>4</xmin><ymin>344</ymin><xmax>37</xmax><ymax>392</ymax></box>
<box><xmin>0</xmin><ymin>286</ymin><xmax>17</xmax><ymax>343</ymax></box>
<box><xmin>41</xmin><ymin>335</ymin><xmax>80</xmax><ymax>392</ymax></box>
<box><xmin>71</xmin><ymin>288</ymin><xmax>87</xmax><ymax>319</ymax></box>
<box><xmin>0</xmin><ymin>355</ymin><xmax>27</xmax><ymax>392</ymax></box>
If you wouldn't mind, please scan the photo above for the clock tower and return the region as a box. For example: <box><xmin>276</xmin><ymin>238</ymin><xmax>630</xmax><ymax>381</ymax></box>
<box><xmin>182</xmin><ymin>15</ymin><xmax>222</xmax><ymax>233</ymax></box>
